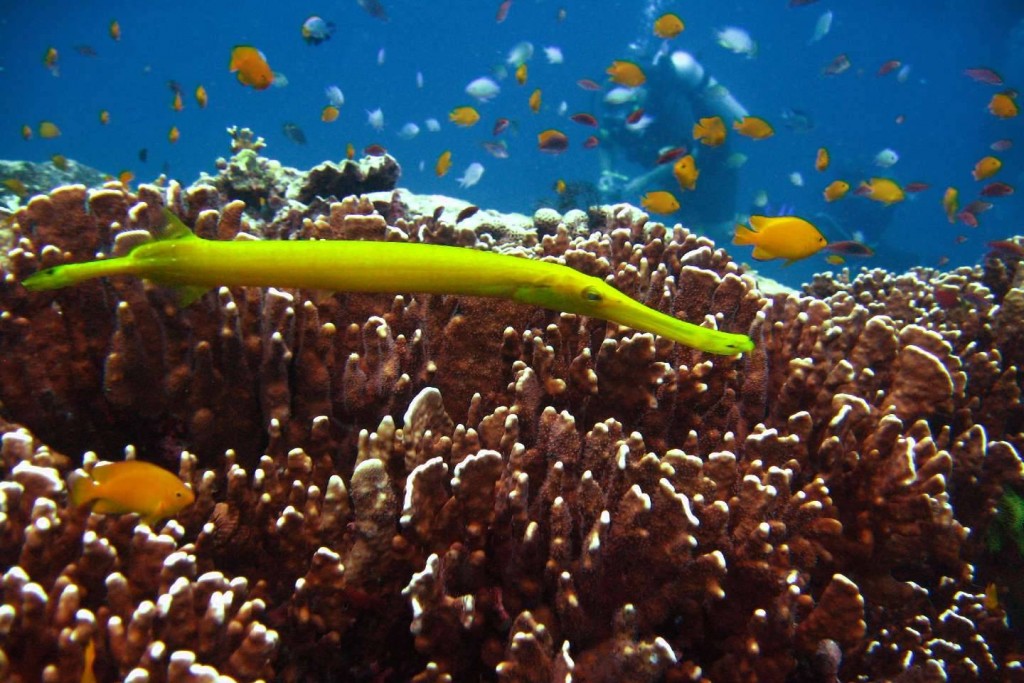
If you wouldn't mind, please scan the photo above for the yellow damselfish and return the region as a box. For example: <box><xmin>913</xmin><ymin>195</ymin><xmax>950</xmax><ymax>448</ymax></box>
<box><xmin>69</xmin><ymin>460</ymin><xmax>195</xmax><ymax>526</ymax></box>
<box><xmin>733</xmin><ymin>215</ymin><xmax>827</xmax><ymax>265</ymax></box>
<box><xmin>640</xmin><ymin>190</ymin><xmax>680</xmax><ymax>214</ymax></box>
<box><xmin>449</xmin><ymin>105</ymin><xmax>480</xmax><ymax>127</ymax></box>
<box><xmin>692</xmin><ymin>116</ymin><xmax>726</xmax><ymax>147</ymax></box>
<box><xmin>856</xmin><ymin>177</ymin><xmax>904</xmax><ymax>205</ymax></box>
<box><xmin>23</xmin><ymin>210</ymin><xmax>754</xmax><ymax>355</ymax></box>
<box><xmin>732</xmin><ymin>116</ymin><xmax>773</xmax><ymax>140</ymax></box>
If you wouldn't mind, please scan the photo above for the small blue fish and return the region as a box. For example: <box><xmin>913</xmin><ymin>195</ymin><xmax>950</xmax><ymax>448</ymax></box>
<box><xmin>301</xmin><ymin>16</ymin><xmax>336</xmax><ymax>45</ymax></box>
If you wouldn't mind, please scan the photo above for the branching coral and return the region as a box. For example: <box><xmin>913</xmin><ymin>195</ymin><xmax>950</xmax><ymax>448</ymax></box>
<box><xmin>0</xmin><ymin>170</ymin><xmax>1021</xmax><ymax>681</ymax></box>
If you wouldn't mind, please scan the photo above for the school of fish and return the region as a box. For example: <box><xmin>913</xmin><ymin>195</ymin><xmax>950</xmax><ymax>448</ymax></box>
<box><xmin>13</xmin><ymin>4</ymin><xmax>1017</xmax><ymax>271</ymax></box>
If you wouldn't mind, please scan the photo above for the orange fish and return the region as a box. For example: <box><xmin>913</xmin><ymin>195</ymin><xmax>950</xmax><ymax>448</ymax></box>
<box><xmin>640</xmin><ymin>190</ymin><xmax>680</xmax><ymax>214</ymax></box>
<box><xmin>43</xmin><ymin>47</ymin><xmax>59</xmax><ymax>76</ymax></box>
<box><xmin>195</xmin><ymin>85</ymin><xmax>208</xmax><ymax>109</ymax></box>
<box><xmin>69</xmin><ymin>460</ymin><xmax>195</xmax><ymax>527</ymax></box>
<box><xmin>229</xmin><ymin>46</ymin><xmax>274</xmax><ymax>90</ymax></box>
<box><xmin>346</xmin><ymin>142</ymin><xmax>355</xmax><ymax>160</ymax></box>
<box><xmin>653</xmin><ymin>13</ymin><xmax>684</xmax><ymax>39</ymax></box>
<box><xmin>38</xmin><ymin>121</ymin><xmax>61</xmax><ymax>138</ymax></box>
<box><xmin>606</xmin><ymin>60</ymin><xmax>646</xmax><ymax>87</ymax></box>
<box><xmin>21</xmin><ymin>124</ymin><xmax>32</xmax><ymax>141</ymax></box>
<box><xmin>3</xmin><ymin>179</ymin><xmax>28</xmax><ymax>197</ymax></box>
<box><xmin>515</xmin><ymin>63</ymin><xmax>528</xmax><ymax>85</ymax></box>
<box><xmin>988</xmin><ymin>92</ymin><xmax>1019</xmax><ymax>119</ymax></box>
<box><xmin>734</xmin><ymin>215</ymin><xmax>827</xmax><ymax>265</ymax></box>
<box><xmin>529</xmin><ymin>88</ymin><xmax>542</xmax><ymax>113</ymax></box>
<box><xmin>855</xmin><ymin>177</ymin><xmax>904</xmax><ymax>205</ymax></box>
<box><xmin>692</xmin><ymin>116</ymin><xmax>726</xmax><ymax>147</ymax></box>
<box><xmin>538</xmin><ymin>129</ymin><xmax>569</xmax><ymax>154</ymax></box>
<box><xmin>435</xmin><ymin>150</ymin><xmax>452</xmax><ymax>177</ymax></box>
<box><xmin>449</xmin><ymin>105</ymin><xmax>480</xmax><ymax>127</ymax></box>
<box><xmin>732</xmin><ymin>116</ymin><xmax>774</xmax><ymax>139</ymax></box>
<box><xmin>972</xmin><ymin>156</ymin><xmax>1001</xmax><ymax>181</ymax></box>
<box><xmin>118</xmin><ymin>170</ymin><xmax>134</xmax><ymax>185</ymax></box>
<box><xmin>823</xmin><ymin>180</ymin><xmax>849</xmax><ymax>202</ymax></box>
<box><xmin>109</xmin><ymin>20</ymin><xmax>121</xmax><ymax>41</ymax></box>
<box><xmin>99</xmin><ymin>110</ymin><xmax>110</xmax><ymax>125</ymax></box>
<box><xmin>815</xmin><ymin>147</ymin><xmax>830</xmax><ymax>172</ymax></box>
<box><xmin>172</xmin><ymin>90</ymin><xmax>184</xmax><ymax>112</ymax></box>
<box><xmin>168</xmin><ymin>126</ymin><xmax>180</xmax><ymax>143</ymax></box>
<box><xmin>673</xmin><ymin>154</ymin><xmax>699</xmax><ymax>191</ymax></box>
<box><xmin>321</xmin><ymin>105</ymin><xmax>340</xmax><ymax>122</ymax></box>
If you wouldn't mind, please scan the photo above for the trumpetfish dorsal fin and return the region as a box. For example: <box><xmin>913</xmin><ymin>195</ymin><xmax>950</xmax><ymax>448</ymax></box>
<box><xmin>156</xmin><ymin>209</ymin><xmax>209</xmax><ymax>306</ymax></box>
<box><xmin>157</xmin><ymin>208</ymin><xmax>198</xmax><ymax>241</ymax></box>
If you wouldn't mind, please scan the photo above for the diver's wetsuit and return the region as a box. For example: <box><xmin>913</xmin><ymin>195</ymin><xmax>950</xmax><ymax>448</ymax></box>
<box><xmin>597</xmin><ymin>49</ymin><xmax>750</xmax><ymax>240</ymax></box>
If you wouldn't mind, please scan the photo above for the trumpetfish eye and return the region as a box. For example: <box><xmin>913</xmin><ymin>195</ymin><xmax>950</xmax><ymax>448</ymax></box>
<box><xmin>581</xmin><ymin>286</ymin><xmax>603</xmax><ymax>303</ymax></box>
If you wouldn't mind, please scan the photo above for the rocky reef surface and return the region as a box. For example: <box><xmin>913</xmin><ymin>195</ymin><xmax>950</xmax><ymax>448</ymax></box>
<box><xmin>0</xmin><ymin>139</ymin><xmax>1022</xmax><ymax>682</ymax></box>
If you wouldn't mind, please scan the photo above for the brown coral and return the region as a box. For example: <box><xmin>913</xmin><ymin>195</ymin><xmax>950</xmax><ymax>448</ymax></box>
<box><xmin>0</xmin><ymin>168</ymin><xmax>1022</xmax><ymax>682</ymax></box>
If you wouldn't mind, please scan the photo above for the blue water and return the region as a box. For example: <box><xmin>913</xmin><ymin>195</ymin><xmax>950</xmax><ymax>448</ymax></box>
<box><xmin>1</xmin><ymin>0</ymin><xmax>1022</xmax><ymax>286</ymax></box>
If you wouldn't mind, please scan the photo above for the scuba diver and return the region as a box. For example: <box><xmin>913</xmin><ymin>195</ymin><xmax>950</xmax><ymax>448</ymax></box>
<box><xmin>596</xmin><ymin>45</ymin><xmax>750</xmax><ymax>242</ymax></box>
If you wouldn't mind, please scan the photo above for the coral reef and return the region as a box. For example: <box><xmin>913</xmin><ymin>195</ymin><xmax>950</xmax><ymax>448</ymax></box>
<box><xmin>0</xmin><ymin>162</ymin><xmax>1022</xmax><ymax>681</ymax></box>
<box><xmin>0</xmin><ymin>158</ymin><xmax>108</xmax><ymax>210</ymax></box>
<box><xmin>201</xmin><ymin>127</ymin><xmax>401</xmax><ymax>221</ymax></box>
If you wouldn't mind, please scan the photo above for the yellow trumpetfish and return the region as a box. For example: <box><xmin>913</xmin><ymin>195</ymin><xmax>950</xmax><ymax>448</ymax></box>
<box><xmin>22</xmin><ymin>211</ymin><xmax>753</xmax><ymax>355</ymax></box>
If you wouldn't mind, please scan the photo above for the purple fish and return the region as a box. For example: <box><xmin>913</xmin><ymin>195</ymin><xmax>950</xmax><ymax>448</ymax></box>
<box><xmin>357</xmin><ymin>0</ymin><xmax>389</xmax><ymax>21</ymax></box>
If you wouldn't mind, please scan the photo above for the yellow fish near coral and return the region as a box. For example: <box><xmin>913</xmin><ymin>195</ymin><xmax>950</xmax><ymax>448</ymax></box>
<box><xmin>435</xmin><ymin>150</ymin><xmax>452</xmax><ymax>177</ymax></box>
<box><xmin>229</xmin><ymin>45</ymin><xmax>274</xmax><ymax>90</ymax></box>
<box><xmin>673</xmin><ymin>154</ymin><xmax>699</xmax><ymax>191</ymax></box>
<box><xmin>692</xmin><ymin>116</ymin><xmax>726</xmax><ymax>147</ymax></box>
<box><xmin>733</xmin><ymin>215</ymin><xmax>827</xmax><ymax>265</ymax></box>
<box><xmin>640</xmin><ymin>190</ymin><xmax>680</xmax><ymax>214</ymax></box>
<box><xmin>38</xmin><ymin>121</ymin><xmax>61</xmax><ymax>139</ymax></box>
<box><xmin>69</xmin><ymin>460</ymin><xmax>195</xmax><ymax>526</ymax></box>
<box><xmin>942</xmin><ymin>186</ymin><xmax>959</xmax><ymax>223</ymax></box>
